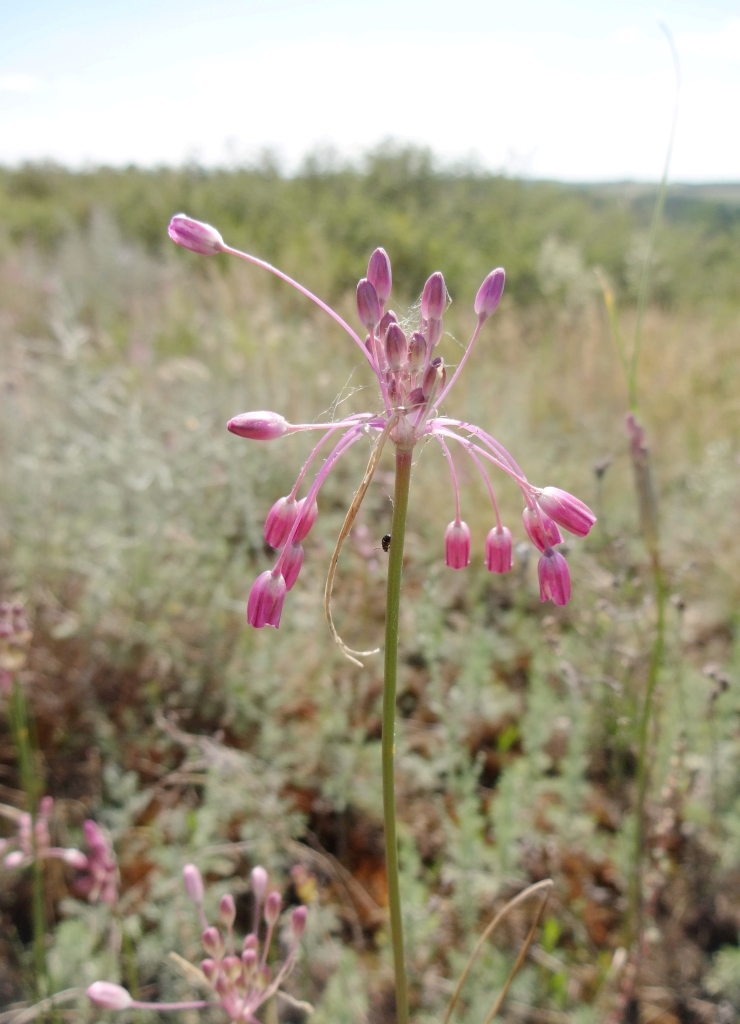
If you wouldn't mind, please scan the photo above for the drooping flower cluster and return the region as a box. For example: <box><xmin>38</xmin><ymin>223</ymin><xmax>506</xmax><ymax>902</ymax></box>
<box><xmin>169</xmin><ymin>214</ymin><xmax>596</xmax><ymax>627</ymax></box>
<box><xmin>88</xmin><ymin>864</ymin><xmax>307</xmax><ymax>1022</ymax></box>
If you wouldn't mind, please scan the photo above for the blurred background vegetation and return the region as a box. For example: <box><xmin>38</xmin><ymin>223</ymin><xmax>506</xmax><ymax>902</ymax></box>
<box><xmin>1</xmin><ymin>148</ymin><xmax>739</xmax><ymax>1023</ymax></box>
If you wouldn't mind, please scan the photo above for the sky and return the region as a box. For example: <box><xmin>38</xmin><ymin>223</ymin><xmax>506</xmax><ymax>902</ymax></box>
<box><xmin>0</xmin><ymin>0</ymin><xmax>737</xmax><ymax>181</ymax></box>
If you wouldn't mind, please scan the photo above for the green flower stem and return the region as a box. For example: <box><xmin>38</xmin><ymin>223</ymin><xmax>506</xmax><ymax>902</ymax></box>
<box><xmin>383</xmin><ymin>446</ymin><xmax>412</xmax><ymax>1024</ymax></box>
<box><xmin>11</xmin><ymin>678</ymin><xmax>47</xmax><ymax>997</ymax></box>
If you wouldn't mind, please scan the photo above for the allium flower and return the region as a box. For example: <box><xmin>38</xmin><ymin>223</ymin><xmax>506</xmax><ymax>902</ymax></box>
<box><xmin>88</xmin><ymin>863</ymin><xmax>308</xmax><ymax>1022</ymax></box>
<box><xmin>168</xmin><ymin>215</ymin><xmax>595</xmax><ymax>631</ymax></box>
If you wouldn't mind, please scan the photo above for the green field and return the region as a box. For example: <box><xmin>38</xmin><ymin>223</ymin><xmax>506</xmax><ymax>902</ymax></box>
<box><xmin>1</xmin><ymin>152</ymin><xmax>739</xmax><ymax>1022</ymax></box>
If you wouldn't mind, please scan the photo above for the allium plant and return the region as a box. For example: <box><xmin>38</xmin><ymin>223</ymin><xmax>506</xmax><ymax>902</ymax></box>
<box><xmin>168</xmin><ymin>213</ymin><xmax>596</xmax><ymax>1022</ymax></box>
<box><xmin>88</xmin><ymin>864</ymin><xmax>307</xmax><ymax>1022</ymax></box>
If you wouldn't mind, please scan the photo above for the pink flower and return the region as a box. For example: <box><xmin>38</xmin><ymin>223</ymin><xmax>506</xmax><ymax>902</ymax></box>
<box><xmin>87</xmin><ymin>983</ymin><xmax>133</xmax><ymax>1010</ymax></box>
<box><xmin>168</xmin><ymin>213</ymin><xmax>225</xmax><ymax>256</ymax></box>
<box><xmin>247</xmin><ymin>571</ymin><xmax>286</xmax><ymax>628</ymax></box>
<box><xmin>538</xmin><ymin>549</ymin><xmax>571</xmax><ymax>606</ymax></box>
<box><xmin>485</xmin><ymin>526</ymin><xmax>513</xmax><ymax>573</ymax></box>
<box><xmin>445</xmin><ymin>521</ymin><xmax>471</xmax><ymax>569</ymax></box>
<box><xmin>167</xmin><ymin>214</ymin><xmax>595</xmax><ymax>622</ymax></box>
<box><xmin>537</xmin><ymin>486</ymin><xmax>597</xmax><ymax>537</ymax></box>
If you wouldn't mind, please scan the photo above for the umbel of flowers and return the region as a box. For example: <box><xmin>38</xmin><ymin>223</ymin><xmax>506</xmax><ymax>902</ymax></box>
<box><xmin>169</xmin><ymin>214</ymin><xmax>596</xmax><ymax>629</ymax></box>
<box><xmin>89</xmin><ymin>864</ymin><xmax>307</xmax><ymax>1022</ymax></box>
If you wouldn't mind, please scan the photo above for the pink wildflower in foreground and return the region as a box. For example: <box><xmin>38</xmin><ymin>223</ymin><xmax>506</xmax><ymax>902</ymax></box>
<box><xmin>88</xmin><ymin>864</ymin><xmax>307</xmax><ymax>1022</ymax></box>
<box><xmin>168</xmin><ymin>215</ymin><xmax>595</xmax><ymax>626</ymax></box>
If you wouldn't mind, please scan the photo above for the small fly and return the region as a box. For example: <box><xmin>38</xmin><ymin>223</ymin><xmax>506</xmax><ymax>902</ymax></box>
<box><xmin>381</xmin><ymin>534</ymin><xmax>392</xmax><ymax>553</ymax></box>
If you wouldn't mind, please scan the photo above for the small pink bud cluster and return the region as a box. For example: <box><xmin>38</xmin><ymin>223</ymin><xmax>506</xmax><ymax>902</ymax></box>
<box><xmin>89</xmin><ymin>863</ymin><xmax>307</xmax><ymax>1021</ymax></box>
<box><xmin>0</xmin><ymin>797</ymin><xmax>89</xmax><ymax>874</ymax></box>
<box><xmin>74</xmin><ymin>820</ymin><xmax>119</xmax><ymax>905</ymax></box>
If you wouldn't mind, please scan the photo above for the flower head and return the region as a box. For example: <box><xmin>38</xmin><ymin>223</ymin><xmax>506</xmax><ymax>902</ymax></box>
<box><xmin>167</xmin><ymin>215</ymin><xmax>596</xmax><ymax>629</ymax></box>
<box><xmin>89</xmin><ymin>864</ymin><xmax>308</xmax><ymax>1021</ymax></box>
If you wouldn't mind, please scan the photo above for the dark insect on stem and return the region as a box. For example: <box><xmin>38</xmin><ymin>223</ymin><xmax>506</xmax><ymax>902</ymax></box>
<box><xmin>382</xmin><ymin>534</ymin><xmax>392</xmax><ymax>552</ymax></box>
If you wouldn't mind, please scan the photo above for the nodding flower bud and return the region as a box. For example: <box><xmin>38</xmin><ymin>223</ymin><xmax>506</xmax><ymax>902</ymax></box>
<box><xmin>87</xmin><ymin>982</ymin><xmax>134</xmax><ymax>1010</ymax></box>
<box><xmin>408</xmin><ymin>331</ymin><xmax>426</xmax><ymax>374</ymax></box>
<box><xmin>537</xmin><ymin>487</ymin><xmax>596</xmax><ymax>538</ymax></box>
<box><xmin>168</xmin><ymin>214</ymin><xmax>225</xmax><ymax>256</ymax></box>
<box><xmin>474</xmin><ymin>267</ymin><xmax>506</xmax><ymax>319</ymax></box>
<box><xmin>378</xmin><ymin>310</ymin><xmax>398</xmax><ymax>340</ymax></box>
<box><xmin>63</xmin><ymin>848</ymin><xmax>89</xmax><ymax>869</ymax></box>
<box><xmin>183</xmin><ymin>864</ymin><xmax>204</xmax><ymax>905</ymax></box>
<box><xmin>294</xmin><ymin>497</ymin><xmax>318</xmax><ymax>541</ymax></box>
<box><xmin>247</xmin><ymin>571</ymin><xmax>287</xmax><ymax>629</ymax></box>
<box><xmin>522</xmin><ymin>506</ymin><xmax>563</xmax><ymax>553</ymax></box>
<box><xmin>251</xmin><ymin>866</ymin><xmax>268</xmax><ymax>902</ymax></box>
<box><xmin>421</xmin><ymin>271</ymin><xmax>447</xmax><ymax>321</ymax></box>
<box><xmin>227</xmin><ymin>411</ymin><xmax>290</xmax><ymax>441</ymax></box>
<box><xmin>290</xmin><ymin>905</ymin><xmax>308</xmax><ymax>938</ymax></box>
<box><xmin>385</xmin><ymin>323</ymin><xmax>408</xmax><ymax>371</ymax></box>
<box><xmin>281</xmin><ymin>543</ymin><xmax>304</xmax><ymax>591</ymax></box>
<box><xmin>367</xmin><ymin>248</ymin><xmax>392</xmax><ymax>303</ymax></box>
<box><xmin>356</xmin><ymin>278</ymin><xmax>381</xmax><ymax>330</ymax></box>
<box><xmin>445</xmin><ymin>521</ymin><xmax>471</xmax><ymax>569</ymax></box>
<box><xmin>202</xmin><ymin>925</ymin><xmax>225</xmax><ymax>959</ymax></box>
<box><xmin>538</xmin><ymin>549</ymin><xmax>571</xmax><ymax>606</ymax></box>
<box><xmin>422</xmin><ymin>357</ymin><xmax>446</xmax><ymax>400</ymax></box>
<box><xmin>264</xmin><ymin>890</ymin><xmax>282</xmax><ymax>927</ymax></box>
<box><xmin>219</xmin><ymin>893</ymin><xmax>236</xmax><ymax>928</ymax></box>
<box><xmin>486</xmin><ymin>526</ymin><xmax>513</xmax><ymax>573</ymax></box>
<box><xmin>201</xmin><ymin>958</ymin><xmax>218</xmax><ymax>982</ymax></box>
<box><xmin>265</xmin><ymin>496</ymin><xmax>299</xmax><ymax>548</ymax></box>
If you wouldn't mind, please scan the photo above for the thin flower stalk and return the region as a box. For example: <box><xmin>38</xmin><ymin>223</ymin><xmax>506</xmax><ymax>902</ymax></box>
<box><xmin>169</xmin><ymin>214</ymin><xmax>596</xmax><ymax>1022</ymax></box>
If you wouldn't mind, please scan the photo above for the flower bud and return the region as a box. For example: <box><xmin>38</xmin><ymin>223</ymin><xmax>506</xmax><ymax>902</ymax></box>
<box><xmin>290</xmin><ymin>905</ymin><xmax>308</xmax><ymax>938</ymax></box>
<box><xmin>538</xmin><ymin>549</ymin><xmax>571</xmax><ymax>606</ymax></box>
<box><xmin>83</xmin><ymin>820</ymin><xmax>109</xmax><ymax>856</ymax></box>
<box><xmin>474</xmin><ymin>268</ymin><xmax>505</xmax><ymax>319</ymax></box>
<box><xmin>219</xmin><ymin>893</ymin><xmax>236</xmax><ymax>928</ymax></box>
<box><xmin>242</xmin><ymin>947</ymin><xmax>258</xmax><ymax>971</ymax></box>
<box><xmin>445</xmin><ymin>521</ymin><xmax>471</xmax><ymax>569</ymax></box>
<box><xmin>168</xmin><ymin>214</ymin><xmax>225</xmax><ymax>256</ymax></box>
<box><xmin>378</xmin><ymin>310</ymin><xmax>398</xmax><ymax>340</ymax></box>
<box><xmin>426</xmin><ymin>317</ymin><xmax>443</xmax><ymax>349</ymax></box>
<box><xmin>408</xmin><ymin>331</ymin><xmax>426</xmax><ymax>375</ymax></box>
<box><xmin>227</xmin><ymin>411</ymin><xmax>290</xmax><ymax>441</ymax></box>
<box><xmin>222</xmin><ymin>954</ymin><xmax>242</xmax><ymax>982</ymax></box>
<box><xmin>281</xmin><ymin>543</ymin><xmax>304</xmax><ymax>591</ymax></box>
<box><xmin>485</xmin><ymin>527</ymin><xmax>513</xmax><ymax>573</ymax></box>
<box><xmin>522</xmin><ymin>506</ymin><xmax>563</xmax><ymax>553</ymax></box>
<box><xmin>202</xmin><ymin>925</ymin><xmax>225</xmax><ymax>959</ymax></box>
<box><xmin>294</xmin><ymin>497</ymin><xmax>318</xmax><ymax>541</ymax></box>
<box><xmin>4</xmin><ymin>851</ymin><xmax>24</xmax><ymax>869</ymax></box>
<box><xmin>385</xmin><ymin>323</ymin><xmax>407</xmax><ymax>372</ymax></box>
<box><xmin>183</xmin><ymin>864</ymin><xmax>204</xmax><ymax>905</ymax></box>
<box><xmin>247</xmin><ymin>572</ymin><xmax>286</xmax><ymax>629</ymax></box>
<box><xmin>356</xmin><ymin>278</ymin><xmax>381</xmax><ymax>330</ymax></box>
<box><xmin>201</xmin><ymin>958</ymin><xmax>218</xmax><ymax>982</ymax></box>
<box><xmin>38</xmin><ymin>796</ymin><xmax>53</xmax><ymax>818</ymax></box>
<box><xmin>264</xmin><ymin>496</ymin><xmax>299</xmax><ymax>548</ymax></box>
<box><xmin>368</xmin><ymin>248</ymin><xmax>392</xmax><ymax>302</ymax></box>
<box><xmin>63</xmin><ymin>848</ymin><xmax>89</xmax><ymax>869</ymax></box>
<box><xmin>407</xmin><ymin>387</ymin><xmax>426</xmax><ymax>407</ymax></box>
<box><xmin>87</xmin><ymin>982</ymin><xmax>133</xmax><ymax>1010</ymax></box>
<box><xmin>243</xmin><ymin>933</ymin><xmax>258</xmax><ymax>951</ymax></box>
<box><xmin>421</xmin><ymin>272</ymin><xmax>446</xmax><ymax>321</ymax></box>
<box><xmin>251</xmin><ymin>866</ymin><xmax>268</xmax><ymax>902</ymax></box>
<box><xmin>537</xmin><ymin>487</ymin><xmax>596</xmax><ymax>538</ymax></box>
<box><xmin>264</xmin><ymin>890</ymin><xmax>282</xmax><ymax>927</ymax></box>
<box><xmin>422</xmin><ymin>357</ymin><xmax>446</xmax><ymax>400</ymax></box>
